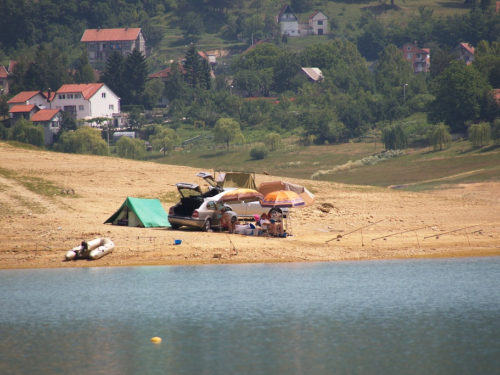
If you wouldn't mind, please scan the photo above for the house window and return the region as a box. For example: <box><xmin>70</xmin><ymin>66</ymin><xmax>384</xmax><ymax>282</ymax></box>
<box><xmin>109</xmin><ymin>104</ymin><xmax>114</xmax><ymax>110</ymax></box>
<box><xmin>318</xmin><ymin>21</ymin><xmax>323</xmax><ymax>25</ymax></box>
<box><xmin>417</xmin><ymin>54</ymin><xmax>421</xmax><ymax>59</ymax></box>
<box><xmin>78</xmin><ymin>105</ymin><xmax>84</xmax><ymax>111</ymax></box>
<box><xmin>89</xmin><ymin>43</ymin><xmax>95</xmax><ymax>49</ymax></box>
<box><xmin>124</xmin><ymin>42</ymin><xmax>130</xmax><ymax>48</ymax></box>
<box><xmin>407</xmin><ymin>46</ymin><xmax>411</xmax><ymax>51</ymax></box>
<box><xmin>58</xmin><ymin>94</ymin><xmax>65</xmax><ymax>99</ymax></box>
<box><xmin>407</xmin><ymin>53</ymin><xmax>412</xmax><ymax>59</ymax></box>
<box><xmin>102</xmin><ymin>93</ymin><xmax>106</xmax><ymax>98</ymax></box>
<box><xmin>69</xmin><ymin>94</ymin><xmax>73</xmax><ymax>99</ymax></box>
<box><xmin>75</xmin><ymin>94</ymin><xmax>81</xmax><ymax>99</ymax></box>
<box><xmin>0</xmin><ymin>80</ymin><xmax>3</xmax><ymax>86</ymax></box>
<box><xmin>102</xmin><ymin>43</ymin><xmax>107</xmax><ymax>49</ymax></box>
<box><xmin>89</xmin><ymin>52</ymin><xmax>95</xmax><ymax>59</ymax></box>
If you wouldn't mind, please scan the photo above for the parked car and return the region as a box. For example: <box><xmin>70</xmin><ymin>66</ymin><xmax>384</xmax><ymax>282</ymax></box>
<box><xmin>167</xmin><ymin>173</ymin><xmax>287</xmax><ymax>231</ymax></box>
<box><xmin>167</xmin><ymin>183</ymin><xmax>228</xmax><ymax>231</ymax></box>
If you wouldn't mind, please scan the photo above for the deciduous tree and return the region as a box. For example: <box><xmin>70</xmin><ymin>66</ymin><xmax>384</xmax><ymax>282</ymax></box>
<box><xmin>214</xmin><ymin>118</ymin><xmax>244</xmax><ymax>153</ymax></box>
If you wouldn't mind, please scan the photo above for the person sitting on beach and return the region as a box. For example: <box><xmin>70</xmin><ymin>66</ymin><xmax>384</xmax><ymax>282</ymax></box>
<box><xmin>259</xmin><ymin>213</ymin><xmax>284</xmax><ymax>236</ymax></box>
<box><xmin>220</xmin><ymin>206</ymin><xmax>238</xmax><ymax>233</ymax></box>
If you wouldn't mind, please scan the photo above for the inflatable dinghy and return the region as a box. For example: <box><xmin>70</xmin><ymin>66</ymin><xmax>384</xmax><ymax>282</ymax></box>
<box><xmin>65</xmin><ymin>238</ymin><xmax>115</xmax><ymax>261</ymax></box>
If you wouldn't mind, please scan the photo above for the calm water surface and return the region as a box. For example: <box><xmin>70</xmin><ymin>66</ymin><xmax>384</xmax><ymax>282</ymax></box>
<box><xmin>1</xmin><ymin>257</ymin><xmax>499</xmax><ymax>375</ymax></box>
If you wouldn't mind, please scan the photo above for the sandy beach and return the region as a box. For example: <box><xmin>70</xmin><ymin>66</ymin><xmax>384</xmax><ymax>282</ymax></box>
<box><xmin>1</xmin><ymin>142</ymin><xmax>499</xmax><ymax>269</ymax></box>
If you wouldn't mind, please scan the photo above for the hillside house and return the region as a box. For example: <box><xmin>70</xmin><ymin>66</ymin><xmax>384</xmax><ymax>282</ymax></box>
<box><xmin>8</xmin><ymin>104</ymin><xmax>39</xmax><ymax>126</ymax></box>
<box><xmin>399</xmin><ymin>42</ymin><xmax>430</xmax><ymax>73</ymax></box>
<box><xmin>0</xmin><ymin>66</ymin><xmax>9</xmax><ymax>95</ymax></box>
<box><xmin>278</xmin><ymin>5</ymin><xmax>299</xmax><ymax>36</ymax></box>
<box><xmin>299</xmin><ymin>67</ymin><xmax>324</xmax><ymax>82</ymax></box>
<box><xmin>30</xmin><ymin>109</ymin><xmax>62</xmax><ymax>145</ymax></box>
<box><xmin>50</xmin><ymin>83</ymin><xmax>120</xmax><ymax>120</ymax></box>
<box><xmin>81</xmin><ymin>28</ymin><xmax>146</xmax><ymax>67</ymax></box>
<box><xmin>454</xmin><ymin>43</ymin><xmax>475</xmax><ymax>65</ymax></box>
<box><xmin>308</xmin><ymin>11</ymin><xmax>328</xmax><ymax>35</ymax></box>
<box><xmin>7</xmin><ymin>91</ymin><xmax>49</xmax><ymax>110</ymax></box>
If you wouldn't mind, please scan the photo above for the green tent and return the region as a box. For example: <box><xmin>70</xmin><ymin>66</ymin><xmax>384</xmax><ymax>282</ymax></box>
<box><xmin>104</xmin><ymin>197</ymin><xmax>171</xmax><ymax>228</ymax></box>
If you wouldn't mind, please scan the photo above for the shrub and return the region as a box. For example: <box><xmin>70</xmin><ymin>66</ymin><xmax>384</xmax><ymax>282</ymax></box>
<box><xmin>429</xmin><ymin>123</ymin><xmax>452</xmax><ymax>151</ymax></box>
<box><xmin>492</xmin><ymin>119</ymin><xmax>500</xmax><ymax>145</ymax></box>
<box><xmin>381</xmin><ymin>124</ymin><xmax>407</xmax><ymax>150</ymax></box>
<box><xmin>468</xmin><ymin>122</ymin><xmax>491</xmax><ymax>148</ymax></box>
<box><xmin>265</xmin><ymin>132</ymin><xmax>284</xmax><ymax>151</ymax></box>
<box><xmin>250</xmin><ymin>145</ymin><xmax>269</xmax><ymax>160</ymax></box>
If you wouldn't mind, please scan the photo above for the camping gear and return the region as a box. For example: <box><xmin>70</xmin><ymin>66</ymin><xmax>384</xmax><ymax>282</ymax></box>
<box><xmin>261</xmin><ymin>190</ymin><xmax>305</xmax><ymax>208</ymax></box>
<box><xmin>214</xmin><ymin>171</ymin><xmax>257</xmax><ymax>190</ymax></box>
<box><xmin>218</xmin><ymin>189</ymin><xmax>264</xmax><ymax>203</ymax></box>
<box><xmin>105</xmin><ymin>197</ymin><xmax>171</xmax><ymax>228</ymax></box>
<box><xmin>261</xmin><ymin>190</ymin><xmax>306</xmax><ymax>236</ymax></box>
<box><xmin>65</xmin><ymin>238</ymin><xmax>115</xmax><ymax>260</ymax></box>
<box><xmin>258</xmin><ymin>181</ymin><xmax>315</xmax><ymax>208</ymax></box>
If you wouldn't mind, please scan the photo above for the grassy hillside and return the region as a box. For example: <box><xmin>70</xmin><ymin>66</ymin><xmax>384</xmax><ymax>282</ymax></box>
<box><xmin>143</xmin><ymin>126</ymin><xmax>500</xmax><ymax>192</ymax></box>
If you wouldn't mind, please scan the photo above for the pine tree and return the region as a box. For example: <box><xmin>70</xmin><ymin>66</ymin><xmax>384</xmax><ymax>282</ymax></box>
<box><xmin>184</xmin><ymin>44</ymin><xmax>202</xmax><ymax>89</ymax></box>
<box><xmin>75</xmin><ymin>50</ymin><xmax>96</xmax><ymax>84</ymax></box>
<box><xmin>123</xmin><ymin>49</ymin><xmax>149</xmax><ymax>105</ymax></box>
<box><xmin>101</xmin><ymin>52</ymin><xmax>125</xmax><ymax>99</ymax></box>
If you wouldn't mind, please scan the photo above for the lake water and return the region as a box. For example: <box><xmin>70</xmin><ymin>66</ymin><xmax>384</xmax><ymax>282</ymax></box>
<box><xmin>1</xmin><ymin>257</ymin><xmax>499</xmax><ymax>375</ymax></box>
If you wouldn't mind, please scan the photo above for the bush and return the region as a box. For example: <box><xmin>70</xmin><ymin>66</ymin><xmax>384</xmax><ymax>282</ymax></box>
<box><xmin>250</xmin><ymin>145</ymin><xmax>269</xmax><ymax>160</ymax></box>
<box><xmin>468</xmin><ymin>122</ymin><xmax>491</xmax><ymax>148</ymax></box>
<box><xmin>429</xmin><ymin>123</ymin><xmax>452</xmax><ymax>151</ymax></box>
<box><xmin>492</xmin><ymin>119</ymin><xmax>500</xmax><ymax>145</ymax></box>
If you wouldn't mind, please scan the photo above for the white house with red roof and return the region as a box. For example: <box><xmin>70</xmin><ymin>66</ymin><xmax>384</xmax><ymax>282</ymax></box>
<box><xmin>50</xmin><ymin>83</ymin><xmax>120</xmax><ymax>120</ymax></box>
<box><xmin>30</xmin><ymin>109</ymin><xmax>62</xmax><ymax>144</ymax></box>
<box><xmin>308</xmin><ymin>11</ymin><xmax>328</xmax><ymax>35</ymax></box>
<box><xmin>454</xmin><ymin>43</ymin><xmax>475</xmax><ymax>65</ymax></box>
<box><xmin>399</xmin><ymin>42</ymin><xmax>430</xmax><ymax>73</ymax></box>
<box><xmin>7</xmin><ymin>91</ymin><xmax>49</xmax><ymax>110</ymax></box>
<box><xmin>81</xmin><ymin>28</ymin><xmax>146</xmax><ymax>66</ymax></box>
<box><xmin>8</xmin><ymin>104</ymin><xmax>40</xmax><ymax>125</ymax></box>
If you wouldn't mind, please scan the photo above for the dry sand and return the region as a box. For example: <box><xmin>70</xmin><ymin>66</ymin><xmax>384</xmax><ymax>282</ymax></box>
<box><xmin>1</xmin><ymin>142</ymin><xmax>499</xmax><ymax>269</ymax></box>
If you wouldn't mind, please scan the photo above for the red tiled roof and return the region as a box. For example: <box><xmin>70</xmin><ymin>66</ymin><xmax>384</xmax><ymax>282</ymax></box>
<box><xmin>43</xmin><ymin>91</ymin><xmax>57</xmax><ymax>101</ymax></box>
<box><xmin>9</xmin><ymin>104</ymin><xmax>38</xmax><ymax>113</ymax></box>
<box><xmin>30</xmin><ymin>109</ymin><xmax>60</xmax><ymax>122</ymax></box>
<box><xmin>8</xmin><ymin>61</ymin><xmax>17</xmax><ymax>73</ymax></box>
<box><xmin>0</xmin><ymin>66</ymin><xmax>8</xmax><ymax>78</ymax></box>
<box><xmin>459</xmin><ymin>43</ymin><xmax>475</xmax><ymax>55</ymax></box>
<box><xmin>149</xmin><ymin>66</ymin><xmax>185</xmax><ymax>78</ymax></box>
<box><xmin>81</xmin><ymin>28</ymin><xmax>142</xmax><ymax>42</ymax></box>
<box><xmin>198</xmin><ymin>51</ymin><xmax>208</xmax><ymax>60</ymax></box>
<box><xmin>149</xmin><ymin>67</ymin><xmax>172</xmax><ymax>78</ymax></box>
<box><xmin>56</xmin><ymin>83</ymin><xmax>104</xmax><ymax>99</ymax></box>
<box><xmin>7</xmin><ymin>91</ymin><xmax>41</xmax><ymax>104</ymax></box>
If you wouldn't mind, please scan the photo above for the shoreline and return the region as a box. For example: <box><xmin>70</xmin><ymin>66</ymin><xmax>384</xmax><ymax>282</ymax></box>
<box><xmin>1</xmin><ymin>142</ymin><xmax>499</xmax><ymax>270</ymax></box>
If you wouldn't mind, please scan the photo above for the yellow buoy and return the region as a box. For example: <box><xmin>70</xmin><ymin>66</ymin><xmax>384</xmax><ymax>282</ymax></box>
<box><xmin>151</xmin><ymin>337</ymin><xmax>162</xmax><ymax>344</ymax></box>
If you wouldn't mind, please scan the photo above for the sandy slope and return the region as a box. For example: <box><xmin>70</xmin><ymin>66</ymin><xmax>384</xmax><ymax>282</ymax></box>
<box><xmin>1</xmin><ymin>142</ymin><xmax>499</xmax><ymax>269</ymax></box>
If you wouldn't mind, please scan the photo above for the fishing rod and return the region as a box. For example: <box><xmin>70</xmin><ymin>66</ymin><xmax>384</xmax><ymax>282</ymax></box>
<box><xmin>372</xmin><ymin>225</ymin><xmax>433</xmax><ymax>241</ymax></box>
<box><xmin>225</xmin><ymin>232</ymin><xmax>238</xmax><ymax>255</ymax></box>
<box><xmin>423</xmin><ymin>224</ymin><xmax>480</xmax><ymax>240</ymax></box>
<box><xmin>326</xmin><ymin>219</ymin><xmax>385</xmax><ymax>244</ymax></box>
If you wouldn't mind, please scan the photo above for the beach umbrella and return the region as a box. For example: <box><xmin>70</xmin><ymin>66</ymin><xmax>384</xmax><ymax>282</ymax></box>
<box><xmin>261</xmin><ymin>190</ymin><xmax>305</xmax><ymax>208</ymax></box>
<box><xmin>258</xmin><ymin>181</ymin><xmax>315</xmax><ymax>207</ymax></box>
<box><xmin>218</xmin><ymin>188</ymin><xmax>264</xmax><ymax>203</ymax></box>
<box><xmin>260</xmin><ymin>190</ymin><xmax>305</xmax><ymax>236</ymax></box>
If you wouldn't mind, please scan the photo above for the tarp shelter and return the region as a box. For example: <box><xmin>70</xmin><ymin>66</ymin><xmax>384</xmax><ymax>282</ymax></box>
<box><xmin>258</xmin><ymin>181</ymin><xmax>315</xmax><ymax>208</ymax></box>
<box><xmin>217</xmin><ymin>172</ymin><xmax>257</xmax><ymax>190</ymax></box>
<box><xmin>104</xmin><ymin>197</ymin><xmax>171</xmax><ymax>228</ymax></box>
